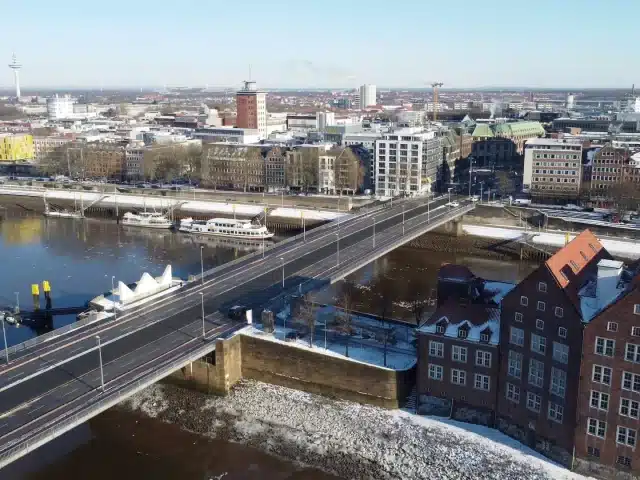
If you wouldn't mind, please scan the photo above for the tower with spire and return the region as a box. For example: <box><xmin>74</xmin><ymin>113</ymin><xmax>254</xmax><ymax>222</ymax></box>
<box><xmin>8</xmin><ymin>53</ymin><xmax>22</xmax><ymax>99</ymax></box>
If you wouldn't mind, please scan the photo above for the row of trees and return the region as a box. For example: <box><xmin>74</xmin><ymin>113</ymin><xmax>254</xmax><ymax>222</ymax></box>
<box><xmin>289</xmin><ymin>275</ymin><xmax>434</xmax><ymax>367</ymax></box>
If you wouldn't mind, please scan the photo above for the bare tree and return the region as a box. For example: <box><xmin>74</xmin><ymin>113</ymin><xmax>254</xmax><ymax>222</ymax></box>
<box><xmin>335</xmin><ymin>280</ymin><xmax>359</xmax><ymax>357</ymax></box>
<box><xmin>407</xmin><ymin>276</ymin><xmax>430</xmax><ymax>326</ymax></box>
<box><xmin>370</xmin><ymin>275</ymin><xmax>397</xmax><ymax>367</ymax></box>
<box><xmin>295</xmin><ymin>294</ymin><xmax>316</xmax><ymax>348</ymax></box>
<box><xmin>184</xmin><ymin>144</ymin><xmax>202</xmax><ymax>184</ymax></box>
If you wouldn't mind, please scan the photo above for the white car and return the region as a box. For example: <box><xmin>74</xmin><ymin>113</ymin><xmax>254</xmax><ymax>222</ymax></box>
<box><xmin>470</xmin><ymin>195</ymin><xmax>479</xmax><ymax>202</ymax></box>
<box><xmin>446</xmin><ymin>201</ymin><xmax>460</xmax><ymax>208</ymax></box>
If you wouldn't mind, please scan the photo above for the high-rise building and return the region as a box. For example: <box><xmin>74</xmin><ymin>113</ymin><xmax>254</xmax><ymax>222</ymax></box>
<box><xmin>47</xmin><ymin>94</ymin><xmax>75</xmax><ymax>120</ymax></box>
<box><xmin>359</xmin><ymin>84</ymin><xmax>376</xmax><ymax>109</ymax></box>
<box><xmin>236</xmin><ymin>81</ymin><xmax>267</xmax><ymax>139</ymax></box>
<box><xmin>523</xmin><ymin>137</ymin><xmax>583</xmax><ymax>199</ymax></box>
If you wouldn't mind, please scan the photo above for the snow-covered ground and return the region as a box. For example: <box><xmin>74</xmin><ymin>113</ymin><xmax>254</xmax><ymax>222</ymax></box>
<box><xmin>463</xmin><ymin>224</ymin><xmax>640</xmax><ymax>259</ymax></box>
<box><xmin>123</xmin><ymin>380</ymin><xmax>593</xmax><ymax>480</ymax></box>
<box><xmin>0</xmin><ymin>186</ymin><xmax>347</xmax><ymax>221</ymax></box>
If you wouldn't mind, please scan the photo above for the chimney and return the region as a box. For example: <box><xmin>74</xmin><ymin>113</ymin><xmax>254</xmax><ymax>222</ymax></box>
<box><xmin>596</xmin><ymin>259</ymin><xmax>624</xmax><ymax>311</ymax></box>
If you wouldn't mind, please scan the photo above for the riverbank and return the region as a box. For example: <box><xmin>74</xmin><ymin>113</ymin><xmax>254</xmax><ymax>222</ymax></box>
<box><xmin>122</xmin><ymin>380</ymin><xmax>591</xmax><ymax>480</ymax></box>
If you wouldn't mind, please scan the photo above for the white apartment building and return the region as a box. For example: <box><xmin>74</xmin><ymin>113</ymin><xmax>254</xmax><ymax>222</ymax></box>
<box><xmin>374</xmin><ymin>127</ymin><xmax>440</xmax><ymax>197</ymax></box>
<box><xmin>47</xmin><ymin>94</ymin><xmax>75</xmax><ymax>120</ymax></box>
<box><xmin>343</xmin><ymin>131</ymin><xmax>382</xmax><ymax>187</ymax></box>
<box><xmin>359</xmin><ymin>84</ymin><xmax>376</xmax><ymax>109</ymax></box>
<box><xmin>523</xmin><ymin>137</ymin><xmax>583</xmax><ymax>198</ymax></box>
<box><xmin>318</xmin><ymin>154</ymin><xmax>336</xmax><ymax>194</ymax></box>
<box><xmin>125</xmin><ymin>144</ymin><xmax>145</xmax><ymax>178</ymax></box>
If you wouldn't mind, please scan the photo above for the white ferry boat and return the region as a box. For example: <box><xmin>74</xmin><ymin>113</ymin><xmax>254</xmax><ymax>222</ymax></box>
<box><xmin>179</xmin><ymin>218</ymin><xmax>274</xmax><ymax>239</ymax></box>
<box><xmin>122</xmin><ymin>212</ymin><xmax>173</xmax><ymax>229</ymax></box>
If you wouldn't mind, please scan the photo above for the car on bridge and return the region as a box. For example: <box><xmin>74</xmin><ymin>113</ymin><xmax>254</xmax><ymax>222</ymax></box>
<box><xmin>228</xmin><ymin>305</ymin><xmax>249</xmax><ymax>321</ymax></box>
<box><xmin>446</xmin><ymin>201</ymin><xmax>460</xmax><ymax>208</ymax></box>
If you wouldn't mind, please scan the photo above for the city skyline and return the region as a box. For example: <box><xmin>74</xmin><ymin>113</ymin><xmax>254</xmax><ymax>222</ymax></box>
<box><xmin>1</xmin><ymin>0</ymin><xmax>638</xmax><ymax>90</ymax></box>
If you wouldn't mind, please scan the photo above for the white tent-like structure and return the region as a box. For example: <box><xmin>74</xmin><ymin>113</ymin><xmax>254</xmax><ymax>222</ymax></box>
<box><xmin>118</xmin><ymin>265</ymin><xmax>174</xmax><ymax>305</ymax></box>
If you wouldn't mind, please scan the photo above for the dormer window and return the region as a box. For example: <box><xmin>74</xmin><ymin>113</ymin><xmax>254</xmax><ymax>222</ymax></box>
<box><xmin>436</xmin><ymin>321</ymin><xmax>447</xmax><ymax>334</ymax></box>
<box><xmin>480</xmin><ymin>328</ymin><xmax>492</xmax><ymax>343</ymax></box>
<box><xmin>458</xmin><ymin>326</ymin><xmax>469</xmax><ymax>339</ymax></box>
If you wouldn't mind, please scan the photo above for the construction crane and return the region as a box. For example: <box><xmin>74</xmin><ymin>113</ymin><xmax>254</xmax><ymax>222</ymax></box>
<box><xmin>431</xmin><ymin>82</ymin><xmax>443</xmax><ymax>122</ymax></box>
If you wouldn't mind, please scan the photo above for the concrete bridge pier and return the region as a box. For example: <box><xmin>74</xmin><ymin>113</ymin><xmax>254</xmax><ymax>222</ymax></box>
<box><xmin>442</xmin><ymin>218</ymin><xmax>464</xmax><ymax>237</ymax></box>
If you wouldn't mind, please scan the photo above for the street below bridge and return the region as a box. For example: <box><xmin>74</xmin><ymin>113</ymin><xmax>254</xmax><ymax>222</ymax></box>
<box><xmin>0</xmin><ymin>194</ymin><xmax>471</xmax><ymax>468</ymax></box>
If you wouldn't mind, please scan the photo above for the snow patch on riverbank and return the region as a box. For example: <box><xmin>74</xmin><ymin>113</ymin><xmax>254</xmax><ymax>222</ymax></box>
<box><xmin>124</xmin><ymin>380</ymin><xmax>592</xmax><ymax>480</ymax></box>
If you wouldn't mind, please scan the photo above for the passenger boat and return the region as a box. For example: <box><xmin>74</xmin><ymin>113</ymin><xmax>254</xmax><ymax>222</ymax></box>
<box><xmin>43</xmin><ymin>209</ymin><xmax>83</xmax><ymax>219</ymax></box>
<box><xmin>179</xmin><ymin>217</ymin><xmax>274</xmax><ymax>239</ymax></box>
<box><xmin>121</xmin><ymin>212</ymin><xmax>173</xmax><ymax>229</ymax></box>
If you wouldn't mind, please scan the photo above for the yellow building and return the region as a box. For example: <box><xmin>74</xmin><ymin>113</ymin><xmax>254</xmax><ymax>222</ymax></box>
<box><xmin>0</xmin><ymin>133</ymin><xmax>35</xmax><ymax>161</ymax></box>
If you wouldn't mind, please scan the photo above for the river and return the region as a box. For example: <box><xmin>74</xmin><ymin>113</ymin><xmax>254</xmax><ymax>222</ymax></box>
<box><xmin>0</xmin><ymin>208</ymin><xmax>538</xmax><ymax>479</ymax></box>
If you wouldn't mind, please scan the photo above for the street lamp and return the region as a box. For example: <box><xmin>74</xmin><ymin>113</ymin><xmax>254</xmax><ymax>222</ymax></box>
<box><xmin>402</xmin><ymin>204</ymin><xmax>405</xmax><ymax>235</ymax></box>
<box><xmin>468</xmin><ymin>158</ymin><xmax>475</xmax><ymax>198</ymax></box>
<box><xmin>372</xmin><ymin>216</ymin><xmax>376</xmax><ymax>248</ymax></box>
<box><xmin>96</xmin><ymin>335</ymin><xmax>104</xmax><ymax>391</ymax></box>
<box><xmin>111</xmin><ymin>276</ymin><xmax>116</xmax><ymax>321</ymax></box>
<box><xmin>1</xmin><ymin>316</ymin><xmax>8</xmax><ymax>364</ymax></box>
<box><xmin>280</xmin><ymin>257</ymin><xmax>285</xmax><ymax>288</ymax></box>
<box><xmin>200</xmin><ymin>246</ymin><xmax>204</xmax><ymax>284</ymax></box>
<box><xmin>14</xmin><ymin>292</ymin><xmax>19</xmax><ymax>314</ymax></box>
<box><xmin>335</xmin><ymin>232</ymin><xmax>340</xmax><ymax>266</ymax></box>
<box><xmin>447</xmin><ymin>188</ymin><xmax>453</xmax><ymax>205</ymax></box>
<box><xmin>200</xmin><ymin>292</ymin><xmax>205</xmax><ymax>337</ymax></box>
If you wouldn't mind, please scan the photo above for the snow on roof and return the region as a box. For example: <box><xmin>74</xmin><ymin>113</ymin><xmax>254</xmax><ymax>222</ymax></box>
<box><xmin>483</xmin><ymin>281</ymin><xmax>516</xmax><ymax>304</ymax></box>
<box><xmin>438</xmin><ymin>264</ymin><xmax>475</xmax><ymax>283</ymax></box>
<box><xmin>418</xmin><ymin>305</ymin><xmax>500</xmax><ymax>345</ymax></box>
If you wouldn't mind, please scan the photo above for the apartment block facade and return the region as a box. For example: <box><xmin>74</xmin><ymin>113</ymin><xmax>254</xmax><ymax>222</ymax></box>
<box><xmin>523</xmin><ymin>138</ymin><xmax>583</xmax><ymax>200</ymax></box>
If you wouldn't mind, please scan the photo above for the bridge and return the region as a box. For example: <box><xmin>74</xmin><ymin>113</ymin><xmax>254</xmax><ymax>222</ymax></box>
<box><xmin>0</xmin><ymin>195</ymin><xmax>474</xmax><ymax>468</ymax></box>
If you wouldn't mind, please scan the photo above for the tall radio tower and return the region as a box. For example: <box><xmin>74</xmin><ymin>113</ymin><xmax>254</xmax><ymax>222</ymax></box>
<box><xmin>8</xmin><ymin>53</ymin><xmax>22</xmax><ymax>99</ymax></box>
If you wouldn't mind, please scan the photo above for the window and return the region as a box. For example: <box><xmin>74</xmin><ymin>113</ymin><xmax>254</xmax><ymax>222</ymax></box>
<box><xmin>634</xmin><ymin>304</ymin><xmax>640</xmax><ymax>315</ymax></box>
<box><xmin>536</xmin><ymin>301</ymin><xmax>546</xmax><ymax>312</ymax></box>
<box><xmin>531</xmin><ymin>334</ymin><xmax>546</xmax><ymax>354</ymax></box>
<box><xmin>550</xmin><ymin>368</ymin><xmax>566</xmax><ymax>397</ymax></box>
<box><xmin>548</xmin><ymin>402</ymin><xmax>564</xmax><ymax>423</ymax></box>
<box><xmin>429</xmin><ymin>341</ymin><xmax>444</xmax><ymax>358</ymax></box>
<box><xmin>622</xmin><ymin>371</ymin><xmax>640</xmax><ymax>392</ymax></box>
<box><xmin>595</xmin><ymin>337</ymin><xmax>615</xmax><ymax>357</ymax></box>
<box><xmin>538</xmin><ymin>282</ymin><xmax>547</xmax><ymax>293</ymax></box>
<box><xmin>452</xmin><ymin>346</ymin><xmax>467</xmax><ymax>363</ymax></box>
<box><xmin>619</xmin><ymin>398</ymin><xmax>640</xmax><ymax>419</ymax></box>
<box><xmin>458</xmin><ymin>328</ymin><xmax>468</xmax><ymax>339</ymax></box>
<box><xmin>451</xmin><ymin>369</ymin><xmax>466</xmax><ymax>386</ymax></box>
<box><xmin>587</xmin><ymin>446</ymin><xmax>600</xmax><ymax>458</ymax></box>
<box><xmin>514</xmin><ymin>312</ymin><xmax>523</xmax><ymax>323</ymax></box>
<box><xmin>428</xmin><ymin>364</ymin><xmax>443</xmax><ymax>381</ymax></box>
<box><xmin>625</xmin><ymin>343</ymin><xmax>640</xmax><ymax>363</ymax></box>
<box><xmin>474</xmin><ymin>373</ymin><xmax>490</xmax><ymax>391</ymax></box>
<box><xmin>558</xmin><ymin>327</ymin><xmax>567</xmax><ymax>338</ymax></box>
<box><xmin>480</xmin><ymin>332</ymin><xmax>490</xmax><ymax>342</ymax></box>
<box><xmin>536</xmin><ymin>319</ymin><xmax>544</xmax><ymax>330</ymax></box>
<box><xmin>529</xmin><ymin>359</ymin><xmax>544</xmax><ymax>387</ymax></box>
<box><xmin>617</xmin><ymin>456</ymin><xmax>632</xmax><ymax>468</ymax></box>
<box><xmin>617</xmin><ymin>426</ymin><xmax>637</xmax><ymax>447</ymax></box>
<box><xmin>607</xmin><ymin>322</ymin><xmax>618</xmax><ymax>332</ymax></box>
<box><xmin>552</xmin><ymin>342</ymin><xmax>569</xmax><ymax>364</ymax></box>
<box><xmin>476</xmin><ymin>350</ymin><xmax>492</xmax><ymax>367</ymax></box>
<box><xmin>510</xmin><ymin>327</ymin><xmax>524</xmax><ymax>346</ymax></box>
<box><xmin>506</xmin><ymin>383</ymin><xmax>520</xmax><ymax>403</ymax></box>
<box><xmin>520</xmin><ymin>296</ymin><xmax>528</xmax><ymax>307</ymax></box>
<box><xmin>588</xmin><ymin>418</ymin><xmax>606</xmax><ymax>439</ymax></box>
<box><xmin>508</xmin><ymin>350</ymin><xmax>522</xmax><ymax>378</ymax></box>
<box><xmin>527</xmin><ymin>392</ymin><xmax>541</xmax><ymax>412</ymax></box>
<box><xmin>436</xmin><ymin>323</ymin><xmax>445</xmax><ymax>334</ymax></box>
<box><xmin>632</xmin><ymin>326</ymin><xmax>640</xmax><ymax>337</ymax></box>
<box><xmin>590</xmin><ymin>391</ymin><xmax>609</xmax><ymax>411</ymax></box>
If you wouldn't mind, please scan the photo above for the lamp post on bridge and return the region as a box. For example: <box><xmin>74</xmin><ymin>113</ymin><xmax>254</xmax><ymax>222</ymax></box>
<box><xmin>200</xmin><ymin>292</ymin><xmax>205</xmax><ymax>338</ymax></box>
<box><xmin>96</xmin><ymin>335</ymin><xmax>104</xmax><ymax>392</ymax></box>
<box><xmin>111</xmin><ymin>276</ymin><xmax>117</xmax><ymax>321</ymax></box>
<box><xmin>468</xmin><ymin>158</ymin><xmax>475</xmax><ymax>198</ymax></box>
<box><xmin>280</xmin><ymin>257</ymin><xmax>285</xmax><ymax>288</ymax></box>
<box><xmin>335</xmin><ymin>232</ymin><xmax>340</xmax><ymax>267</ymax></box>
<box><xmin>200</xmin><ymin>246</ymin><xmax>204</xmax><ymax>285</ymax></box>
<box><xmin>372</xmin><ymin>216</ymin><xmax>376</xmax><ymax>248</ymax></box>
<box><xmin>480</xmin><ymin>181</ymin><xmax>485</xmax><ymax>205</ymax></box>
<box><xmin>2</xmin><ymin>316</ymin><xmax>8</xmax><ymax>364</ymax></box>
<box><xmin>447</xmin><ymin>188</ymin><xmax>453</xmax><ymax>206</ymax></box>
<box><xmin>402</xmin><ymin>204</ymin><xmax>405</xmax><ymax>235</ymax></box>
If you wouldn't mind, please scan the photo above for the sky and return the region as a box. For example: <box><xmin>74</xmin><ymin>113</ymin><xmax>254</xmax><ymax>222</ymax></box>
<box><xmin>1</xmin><ymin>0</ymin><xmax>638</xmax><ymax>89</ymax></box>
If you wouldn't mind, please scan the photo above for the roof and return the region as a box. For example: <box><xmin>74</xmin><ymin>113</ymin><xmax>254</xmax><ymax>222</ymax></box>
<box><xmin>493</xmin><ymin>121</ymin><xmax>545</xmax><ymax>137</ymax></box>
<box><xmin>418</xmin><ymin>303</ymin><xmax>500</xmax><ymax>345</ymax></box>
<box><xmin>438</xmin><ymin>264</ymin><xmax>475</xmax><ymax>283</ymax></box>
<box><xmin>471</xmin><ymin>124</ymin><xmax>494</xmax><ymax>138</ymax></box>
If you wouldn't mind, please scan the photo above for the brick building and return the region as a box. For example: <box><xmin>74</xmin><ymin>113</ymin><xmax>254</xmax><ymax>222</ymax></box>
<box><xmin>497</xmin><ymin>230</ymin><xmax>613</xmax><ymax>464</ymax></box>
<box><xmin>575</xmin><ymin>260</ymin><xmax>640</xmax><ymax>475</ymax></box>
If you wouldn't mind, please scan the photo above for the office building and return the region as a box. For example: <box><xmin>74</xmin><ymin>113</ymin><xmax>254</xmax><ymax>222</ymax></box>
<box><xmin>590</xmin><ymin>143</ymin><xmax>631</xmax><ymax>201</ymax></box>
<box><xmin>359</xmin><ymin>84</ymin><xmax>376</xmax><ymax>109</ymax></box>
<box><xmin>236</xmin><ymin>81</ymin><xmax>267</xmax><ymax>139</ymax></box>
<box><xmin>193</xmin><ymin>127</ymin><xmax>261</xmax><ymax>145</ymax></box>
<box><xmin>523</xmin><ymin>138</ymin><xmax>583</xmax><ymax>200</ymax></box>
<box><xmin>47</xmin><ymin>94</ymin><xmax>75</xmax><ymax>120</ymax></box>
